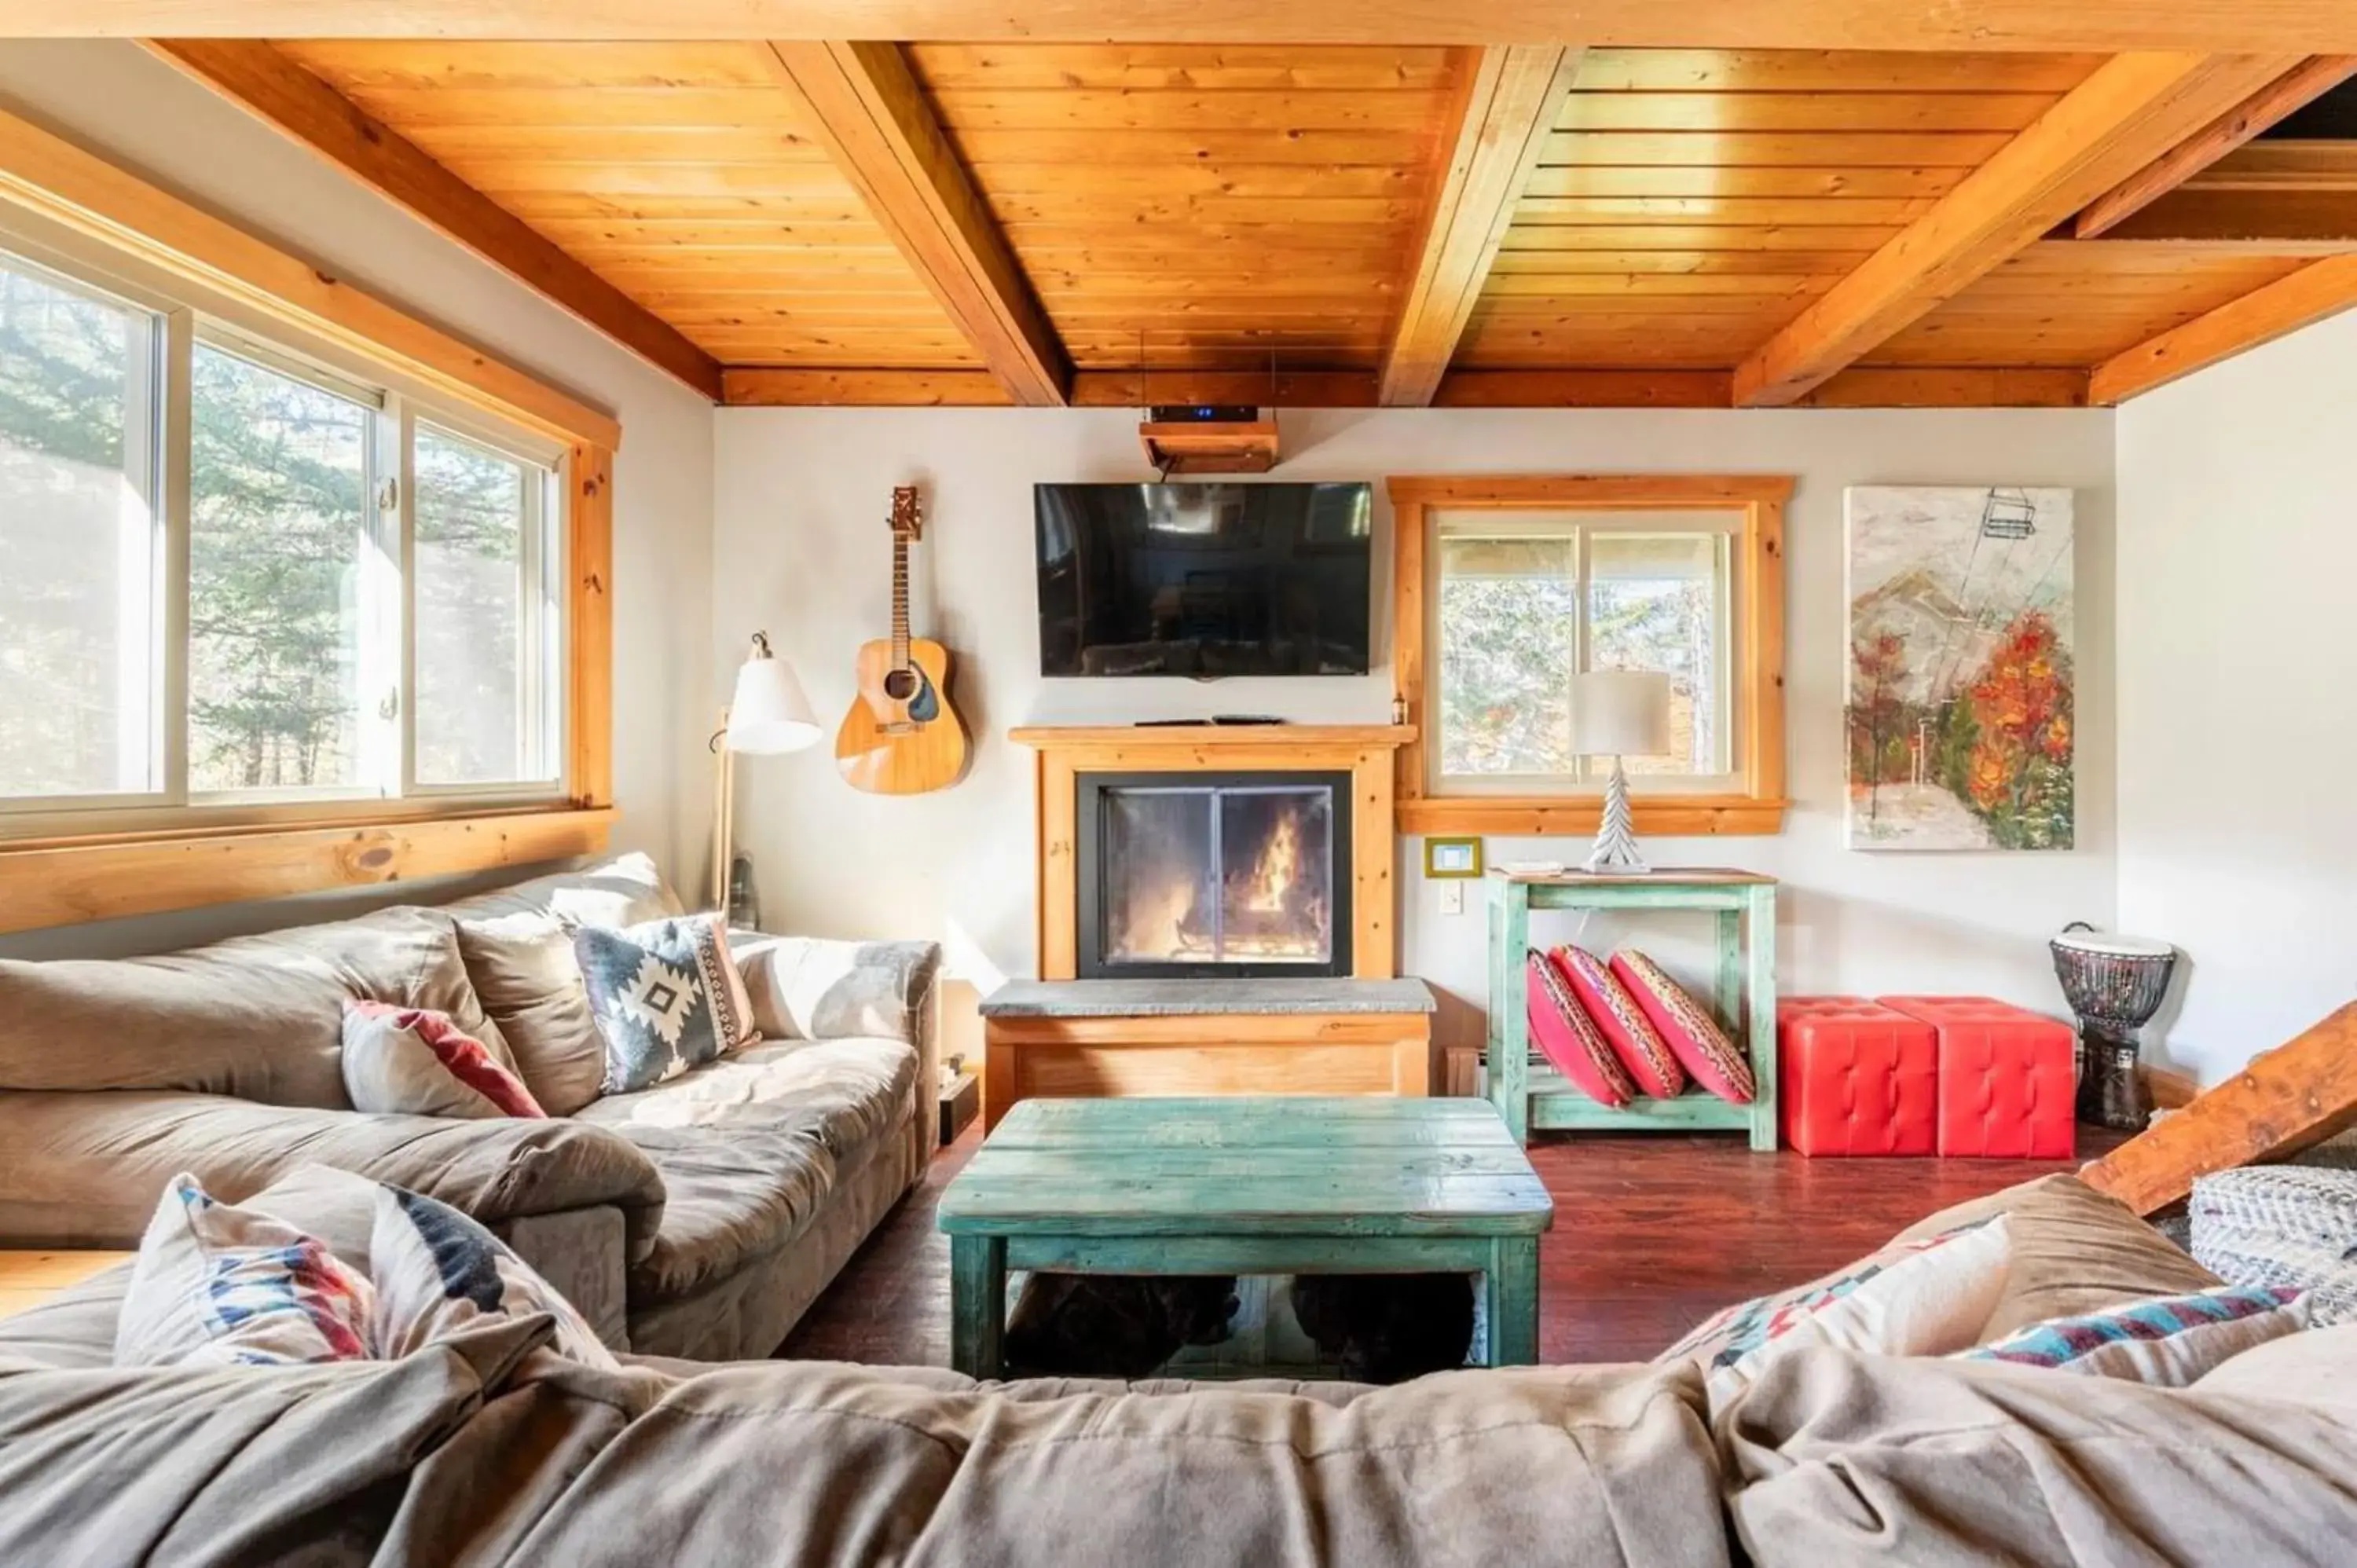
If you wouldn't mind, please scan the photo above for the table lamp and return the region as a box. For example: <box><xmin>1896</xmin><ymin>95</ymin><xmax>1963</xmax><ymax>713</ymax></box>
<box><xmin>1572</xmin><ymin>670</ymin><xmax>1672</xmax><ymax>874</ymax></box>
<box><xmin>712</xmin><ymin>632</ymin><xmax>820</xmax><ymax>916</ymax></box>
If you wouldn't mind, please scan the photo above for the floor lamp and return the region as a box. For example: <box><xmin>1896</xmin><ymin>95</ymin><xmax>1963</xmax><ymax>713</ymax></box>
<box><xmin>713</xmin><ymin>632</ymin><xmax>821</xmax><ymax>915</ymax></box>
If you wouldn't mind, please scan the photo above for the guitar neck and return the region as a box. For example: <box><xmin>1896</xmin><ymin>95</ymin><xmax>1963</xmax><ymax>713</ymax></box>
<box><xmin>890</xmin><ymin>530</ymin><xmax>911</xmax><ymax>668</ymax></box>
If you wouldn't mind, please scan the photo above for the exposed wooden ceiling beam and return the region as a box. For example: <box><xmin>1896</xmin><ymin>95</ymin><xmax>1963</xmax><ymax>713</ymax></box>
<box><xmin>141</xmin><ymin>39</ymin><xmax>723</xmax><ymax>401</ymax></box>
<box><xmin>1378</xmin><ymin>46</ymin><xmax>1579</xmax><ymax>408</ymax></box>
<box><xmin>761</xmin><ymin>41</ymin><xmax>1069</xmax><ymax>406</ymax></box>
<box><xmin>2088</xmin><ymin>189</ymin><xmax>2357</xmax><ymax>250</ymax></box>
<box><xmin>720</xmin><ymin>366</ymin><xmax>2088</xmax><ymax>410</ymax></box>
<box><xmin>25</xmin><ymin>4</ymin><xmax>2357</xmax><ymax>49</ymax></box>
<box><xmin>2091</xmin><ymin>251</ymin><xmax>2357</xmax><ymax>402</ymax></box>
<box><xmin>1732</xmin><ymin>52</ymin><xmax>2297</xmax><ymax>408</ymax></box>
<box><xmin>2074</xmin><ymin>57</ymin><xmax>2357</xmax><ymax>238</ymax></box>
<box><xmin>2179</xmin><ymin>139</ymin><xmax>2357</xmax><ymax>192</ymax></box>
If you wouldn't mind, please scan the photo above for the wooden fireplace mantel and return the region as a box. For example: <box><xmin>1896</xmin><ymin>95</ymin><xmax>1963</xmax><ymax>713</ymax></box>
<box><xmin>1011</xmin><ymin>724</ymin><xmax>1415</xmax><ymax>981</ymax></box>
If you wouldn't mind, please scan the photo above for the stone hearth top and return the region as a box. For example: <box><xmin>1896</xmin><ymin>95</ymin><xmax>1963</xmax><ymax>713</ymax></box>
<box><xmin>981</xmin><ymin>978</ymin><xmax>1436</xmax><ymax>1017</ymax></box>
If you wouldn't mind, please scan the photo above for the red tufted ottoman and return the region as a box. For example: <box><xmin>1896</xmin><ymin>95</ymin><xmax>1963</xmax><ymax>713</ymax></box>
<box><xmin>1878</xmin><ymin>996</ymin><xmax>2077</xmax><ymax>1159</ymax></box>
<box><xmin>1777</xmin><ymin>997</ymin><xmax>1937</xmax><ymax>1156</ymax></box>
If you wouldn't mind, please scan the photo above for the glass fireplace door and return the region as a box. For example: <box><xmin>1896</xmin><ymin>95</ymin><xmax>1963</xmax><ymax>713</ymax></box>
<box><xmin>1083</xmin><ymin>771</ymin><xmax>1350</xmax><ymax>978</ymax></box>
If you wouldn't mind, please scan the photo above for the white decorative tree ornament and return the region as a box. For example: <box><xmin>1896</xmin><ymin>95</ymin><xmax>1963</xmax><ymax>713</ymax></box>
<box><xmin>1585</xmin><ymin>757</ymin><xmax>1649</xmax><ymax>874</ymax></box>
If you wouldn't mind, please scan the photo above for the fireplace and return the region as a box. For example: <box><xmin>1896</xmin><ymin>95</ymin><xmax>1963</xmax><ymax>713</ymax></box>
<box><xmin>1076</xmin><ymin>770</ymin><xmax>1354</xmax><ymax>979</ymax></box>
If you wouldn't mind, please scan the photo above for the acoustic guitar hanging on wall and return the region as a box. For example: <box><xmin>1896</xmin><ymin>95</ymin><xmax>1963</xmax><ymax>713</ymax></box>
<box><xmin>836</xmin><ymin>485</ymin><xmax>970</xmax><ymax>795</ymax></box>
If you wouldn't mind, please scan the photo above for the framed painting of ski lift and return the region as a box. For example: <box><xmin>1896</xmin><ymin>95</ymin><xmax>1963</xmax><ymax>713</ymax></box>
<box><xmin>1844</xmin><ymin>486</ymin><xmax>2074</xmax><ymax>852</ymax></box>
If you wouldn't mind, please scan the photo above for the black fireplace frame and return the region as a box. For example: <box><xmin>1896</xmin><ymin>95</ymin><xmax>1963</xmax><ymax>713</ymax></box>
<box><xmin>1074</xmin><ymin>768</ymin><xmax>1354</xmax><ymax>980</ymax></box>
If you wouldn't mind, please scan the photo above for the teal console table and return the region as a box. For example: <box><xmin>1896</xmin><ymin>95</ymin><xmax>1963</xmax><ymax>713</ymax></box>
<box><xmin>1486</xmin><ymin>868</ymin><xmax>1778</xmax><ymax>1149</ymax></box>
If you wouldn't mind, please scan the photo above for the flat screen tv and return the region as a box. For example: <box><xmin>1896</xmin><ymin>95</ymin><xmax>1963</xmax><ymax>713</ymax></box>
<box><xmin>1035</xmin><ymin>482</ymin><xmax>1373</xmax><ymax>678</ymax></box>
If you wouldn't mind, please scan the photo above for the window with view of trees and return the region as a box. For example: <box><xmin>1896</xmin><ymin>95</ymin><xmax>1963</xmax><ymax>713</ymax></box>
<box><xmin>1435</xmin><ymin>517</ymin><xmax>1733</xmax><ymax>789</ymax></box>
<box><xmin>0</xmin><ymin>257</ymin><xmax>162</xmax><ymax>804</ymax></box>
<box><xmin>0</xmin><ymin>240</ymin><xmax>565</xmax><ymax>830</ymax></box>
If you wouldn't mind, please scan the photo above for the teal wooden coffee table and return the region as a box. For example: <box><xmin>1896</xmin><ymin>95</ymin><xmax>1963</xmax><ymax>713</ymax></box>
<box><xmin>937</xmin><ymin>1097</ymin><xmax>1554</xmax><ymax>1379</ymax></box>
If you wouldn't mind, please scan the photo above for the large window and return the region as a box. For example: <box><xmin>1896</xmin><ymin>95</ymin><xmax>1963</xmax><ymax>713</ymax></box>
<box><xmin>0</xmin><ymin>255</ymin><xmax>163</xmax><ymax>804</ymax></box>
<box><xmin>0</xmin><ymin>240</ymin><xmax>566</xmax><ymax>833</ymax></box>
<box><xmin>1435</xmin><ymin>519</ymin><xmax>1733</xmax><ymax>788</ymax></box>
<box><xmin>1392</xmin><ymin>475</ymin><xmax>1788</xmax><ymax>837</ymax></box>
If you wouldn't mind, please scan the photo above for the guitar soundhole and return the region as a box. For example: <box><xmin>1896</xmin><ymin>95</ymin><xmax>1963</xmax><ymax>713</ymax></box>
<box><xmin>883</xmin><ymin>668</ymin><xmax>918</xmax><ymax>702</ymax></box>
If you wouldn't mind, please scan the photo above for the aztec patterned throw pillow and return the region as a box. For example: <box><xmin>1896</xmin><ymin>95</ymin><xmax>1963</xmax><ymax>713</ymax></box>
<box><xmin>368</xmin><ymin>1182</ymin><xmax>621</xmax><ymax>1369</ymax></box>
<box><xmin>1658</xmin><ymin>1216</ymin><xmax>2013</xmax><ymax>1389</ymax></box>
<box><xmin>574</xmin><ymin>914</ymin><xmax>757</xmax><ymax>1094</ymax></box>
<box><xmin>340</xmin><ymin>1000</ymin><xmax>547</xmax><ymax>1119</ymax></box>
<box><xmin>1959</xmin><ymin>1284</ymin><xmax>2309</xmax><ymax>1385</ymax></box>
<box><xmin>113</xmin><ymin>1174</ymin><xmax>375</xmax><ymax>1368</ymax></box>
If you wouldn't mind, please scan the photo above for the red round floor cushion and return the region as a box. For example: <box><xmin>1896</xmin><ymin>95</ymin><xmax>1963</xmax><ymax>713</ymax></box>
<box><xmin>1609</xmin><ymin>949</ymin><xmax>1757</xmax><ymax>1104</ymax></box>
<box><xmin>1554</xmin><ymin>944</ymin><xmax>1686</xmax><ymax>1098</ymax></box>
<box><xmin>1526</xmin><ymin>949</ymin><xmax>1637</xmax><ymax>1108</ymax></box>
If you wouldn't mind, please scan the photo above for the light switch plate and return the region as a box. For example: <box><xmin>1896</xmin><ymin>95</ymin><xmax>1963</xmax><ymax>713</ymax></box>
<box><xmin>1439</xmin><ymin>881</ymin><xmax>1465</xmax><ymax>916</ymax></box>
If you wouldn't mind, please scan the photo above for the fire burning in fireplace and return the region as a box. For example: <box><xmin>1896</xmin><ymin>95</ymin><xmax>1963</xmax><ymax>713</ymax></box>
<box><xmin>1105</xmin><ymin>787</ymin><xmax>1333</xmax><ymax>968</ymax></box>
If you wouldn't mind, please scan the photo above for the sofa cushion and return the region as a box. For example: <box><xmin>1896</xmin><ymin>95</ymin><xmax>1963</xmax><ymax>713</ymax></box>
<box><xmin>440</xmin><ymin>851</ymin><xmax>683</xmax><ymax>930</ymax></box>
<box><xmin>0</xmin><ymin>1090</ymin><xmax>669</xmax><ymax>1264</ymax></box>
<box><xmin>577</xmin><ymin>915</ymin><xmax>756</xmax><ymax>1094</ymax></box>
<box><xmin>1959</xmin><ymin>1284</ymin><xmax>2309</xmax><ymax>1385</ymax></box>
<box><xmin>580</xmin><ymin>1039</ymin><xmax>918</xmax><ymax>1304</ymax></box>
<box><xmin>1718</xmin><ymin>1345</ymin><xmax>2357</xmax><ymax>1568</ymax></box>
<box><xmin>369</xmin><ymin>1181</ymin><xmax>620</xmax><ymax>1369</ymax></box>
<box><xmin>445</xmin><ymin>1358</ymin><xmax>1729</xmax><ymax>1568</ymax></box>
<box><xmin>1660</xmin><ymin>1216</ymin><xmax>2013</xmax><ymax>1390</ymax></box>
<box><xmin>2195</xmin><ymin>1321</ymin><xmax>2357</xmax><ymax>1409</ymax></box>
<box><xmin>2190</xmin><ymin>1164</ymin><xmax>2357</xmax><ymax>1325</ymax></box>
<box><xmin>114</xmin><ymin>1174</ymin><xmax>376</xmax><ymax>1369</ymax></box>
<box><xmin>455</xmin><ymin>911</ymin><xmax>607</xmax><ymax>1116</ymax></box>
<box><xmin>339</xmin><ymin>1002</ymin><xmax>545</xmax><ymax>1119</ymax></box>
<box><xmin>733</xmin><ymin>934</ymin><xmax>938</xmax><ymax>1046</ymax></box>
<box><xmin>1898</xmin><ymin>1174</ymin><xmax>2221</xmax><ymax>1341</ymax></box>
<box><xmin>0</xmin><ymin>907</ymin><xmax>506</xmax><ymax>1108</ymax></box>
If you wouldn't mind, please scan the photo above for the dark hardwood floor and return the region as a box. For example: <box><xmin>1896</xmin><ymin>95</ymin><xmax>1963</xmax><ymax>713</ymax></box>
<box><xmin>781</xmin><ymin>1120</ymin><xmax>2121</xmax><ymax>1369</ymax></box>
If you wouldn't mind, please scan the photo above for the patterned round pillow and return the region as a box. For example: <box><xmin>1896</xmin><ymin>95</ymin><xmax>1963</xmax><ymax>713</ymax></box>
<box><xmin>1609</xmin><ymin>949</ymin><xmax>1755</xmax><ymax>1105</ymax></box>
<box><xmin>2190</xmin><ymin>1165</ymin><xmax>2357</xmax><ymax>1326</ymax></box>
<box><xmin>1555</xmin><ymin>944</ymin><xmax>1685</xmax><ymax>1099</ymax></box>
<box><xmin>1526</xmin><ymin>948</ymin><xmax>1636</xmax><ymax>1108</ymax></box>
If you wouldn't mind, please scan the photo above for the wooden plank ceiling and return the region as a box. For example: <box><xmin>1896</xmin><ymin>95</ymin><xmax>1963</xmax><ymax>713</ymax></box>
<box><xmin>167</xmin><ymin>38</ymin><xmax>2357</xmax><ymax>408</ymax></box>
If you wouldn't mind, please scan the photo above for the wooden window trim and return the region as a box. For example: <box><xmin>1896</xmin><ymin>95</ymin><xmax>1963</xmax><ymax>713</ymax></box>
<box><xmin>0</xmin><ymin>115</ymin><xmax>621</xmax><ymax>933</ymax></box>
<box><xmin>1389</xmin><ymin>474</ymin><xmax>1790</xmax><ymax>837</ymax></box>
<box><xmin>0</xmin><ymin>105</ymin><xmax>618</xmax><ymax>452</ymax></box>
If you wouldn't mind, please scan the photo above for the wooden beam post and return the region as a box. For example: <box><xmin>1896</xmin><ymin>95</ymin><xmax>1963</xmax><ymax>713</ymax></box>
<box><xmin>1378</xmin><ymin>45</ymin><xmax>1580</xmax><ymax>408</ymax></box>
<box><xmin>2080</xmin><ymin>1003</ymin><xmax>2357</xmax><ymax>1215</ymax></box>
<box><xmin>2085</xmin><ymin>189</ymin><xmax>2357</xmax><ymax>249</ymax></box>
<box><xmin>2075</xmin><ymin>57</ymin><xmax>2357</xmax><ymax>238</ymax></box>
<box><xmin>1732</xmin><ymin>52</ymin><xmax>2297</xmax><ymax>408</ymax></box>
<box><xmin>2090</xmin><ymin>251</ymin><xmax>2357</xmax><ymax>401</ymax></box>
<box><xmin>762</xmin><ymin>41</ymin><xmax>1069</xmax><ymax>407</ymax></box>
<box><xmin>141</xmin><ymin>39</ymin><xmax>723</xmax><ymax>401</ymax></box>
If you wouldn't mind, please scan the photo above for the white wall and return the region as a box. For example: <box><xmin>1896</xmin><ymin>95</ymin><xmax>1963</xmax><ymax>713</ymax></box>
<box><xmin>0</xmin><ymin>42</ymin><xmax>716</xmax><ymax>960</ymax></box>
<box><xmin>715</xmin><ymin>405</ymin><xmax>2115</xmax><ymax>1050</ymax></box>
<box><xmin>2117</xmin><ymin>310</ymin><xmax>2357</xmax><ymax>1082</ymax></box>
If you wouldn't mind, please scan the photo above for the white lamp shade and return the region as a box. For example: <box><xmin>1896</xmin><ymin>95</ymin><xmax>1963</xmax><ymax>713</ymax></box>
<box><xmin>725</xmin><ymin>648</ymin><xmax>820</xmax><ymax>754</ymax></box>
<box><xmin>1573</xmin><ymin>670</ymin><xmax>1673</xmax><ymax>757</ymax></box>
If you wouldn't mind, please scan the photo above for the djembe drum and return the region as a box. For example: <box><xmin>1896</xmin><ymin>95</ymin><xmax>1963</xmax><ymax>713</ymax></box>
<box><xmin>2050</xmin><ymin>923</ymin><xmax>2179</xmax><ymax>1130</ymax></box>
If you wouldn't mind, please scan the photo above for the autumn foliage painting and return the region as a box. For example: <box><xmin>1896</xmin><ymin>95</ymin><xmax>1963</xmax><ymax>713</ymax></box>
<box><xmin>1846</xmin><ymin>487</ymin><xmax>2074</xmax><ymax>852</ymax></box>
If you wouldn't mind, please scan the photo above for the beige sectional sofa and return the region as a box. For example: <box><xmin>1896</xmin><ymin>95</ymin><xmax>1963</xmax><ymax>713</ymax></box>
<box><xmin>1</xmin><ymin>1167</ymin><xmax>2352</xmax><ymax>1566</ymax></box>
<box><xmin>0</xmin><ymin>854</ymin><xmax>940</xmax><ymax>1361</ymax></box>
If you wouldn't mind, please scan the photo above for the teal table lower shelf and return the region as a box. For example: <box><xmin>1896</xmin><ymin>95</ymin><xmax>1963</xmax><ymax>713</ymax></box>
<box><xmin>1486</xmin><ymin>868</ymin><xmax>1780</xmax><ymax>1149</ymax></box>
